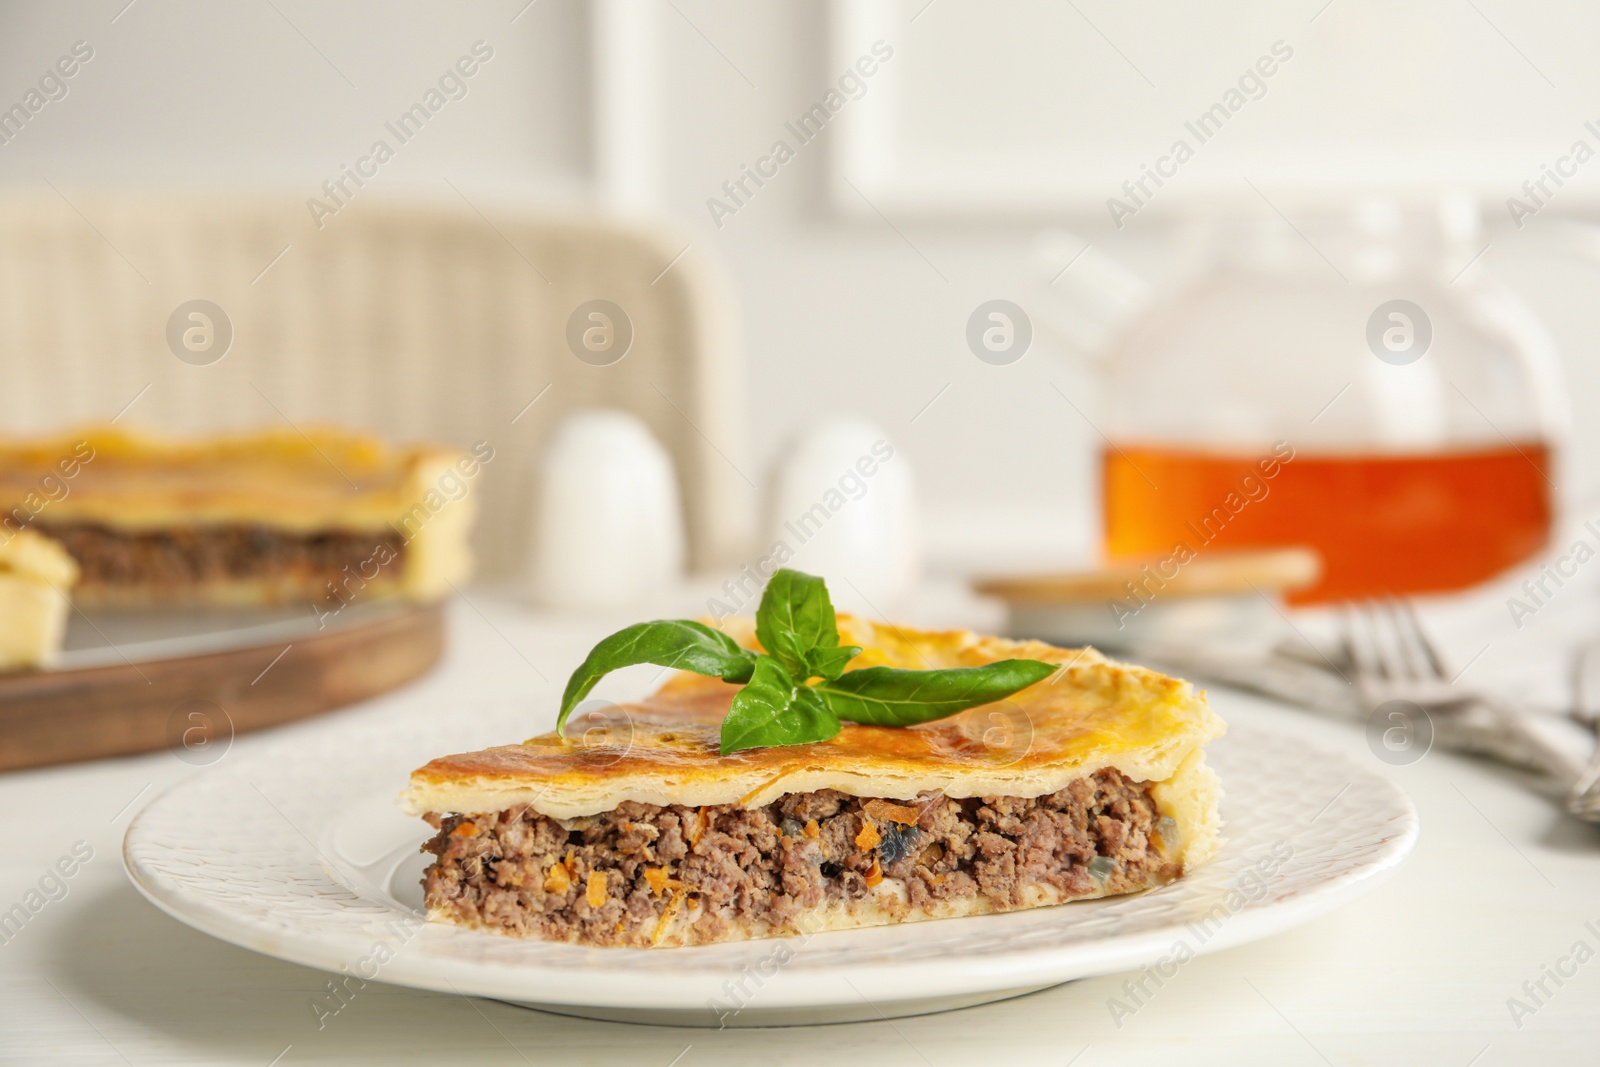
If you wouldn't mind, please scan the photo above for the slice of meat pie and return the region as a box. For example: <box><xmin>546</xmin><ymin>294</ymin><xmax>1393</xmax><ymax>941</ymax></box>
<box><xmin>0</xmin><ymin>427</ymin><xmax>480</xmax><ymax>607</ymax></box>
<box><xmin>0</xmin><ymin>529</ymin><xmax>78</xmax><ymax>669</ymax></box>
<box><xmin>407</xmin><ymin>616</ymin><xmax>1225</xmax><ymax>948</ymax></box>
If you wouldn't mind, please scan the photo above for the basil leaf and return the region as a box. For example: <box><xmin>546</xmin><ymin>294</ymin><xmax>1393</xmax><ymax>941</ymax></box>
<box><xmin>814</xmin><ymin>659</ymin><xmax>1059</xmax><ymax>727</ymax></box>
<box><xmin>806</xmin><ymin>643</ymin><xmax>861</xmax><ymax>682</ymax></box>
<box><xmin>755</xmin><ymin>568</ymin><xmax>859</xmax><ymax>680</ymax></box>
<box><xmin>557</xmin><ymin>620</ymin><xmax>758</xmax><ymax>736</ymax></box>
<box><xmin>719</xmin><ymin>656</ymin><xmax>841</xmax><ymax>755</ymax></box>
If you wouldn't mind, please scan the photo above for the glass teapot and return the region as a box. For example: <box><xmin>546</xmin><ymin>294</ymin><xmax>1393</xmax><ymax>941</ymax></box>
<box><xmin>1036</xmin><ymin>196</ymin><xmax>1571</xmax><ymax>603</ymax></box>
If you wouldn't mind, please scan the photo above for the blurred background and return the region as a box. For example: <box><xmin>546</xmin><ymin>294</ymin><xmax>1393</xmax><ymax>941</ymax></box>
<box><xmin>9</xmin><ymin>7</ymin><xmax>1600</xmax><ymax>1056</ymax></box>
<box><xmin>9</xmin><ymin>0</ymin><xmax>1600</xmax><ymax>594</ymax></box>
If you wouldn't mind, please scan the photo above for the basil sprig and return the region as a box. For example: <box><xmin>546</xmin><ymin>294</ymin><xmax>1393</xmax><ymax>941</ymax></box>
<box><xmin>555</xmin><ymin>568</ymin><xmax>1058</xmax><ymax>754</ymax></box>
<box><xmin>754</xmin><ymin>569</ymin><xmax>861</xmax><ymax>682</ymax></box>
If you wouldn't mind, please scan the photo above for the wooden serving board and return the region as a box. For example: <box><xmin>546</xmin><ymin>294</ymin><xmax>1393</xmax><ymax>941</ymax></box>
<box><xmin>0</xmin><ymin>600</ymin><xmax>445</xmax><ymax>772</ymax></box>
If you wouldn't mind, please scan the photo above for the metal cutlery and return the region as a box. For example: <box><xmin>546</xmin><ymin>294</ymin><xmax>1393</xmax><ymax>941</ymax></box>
<box><xmin>1566</xmin><ymin>637</ymin><xmax>1600</xmax><ymax>818</ymax></box>
<box><xmin>1340</xmin><ymin>599</ymin><xmax>1591</xmax><ymax>801</ymax></box>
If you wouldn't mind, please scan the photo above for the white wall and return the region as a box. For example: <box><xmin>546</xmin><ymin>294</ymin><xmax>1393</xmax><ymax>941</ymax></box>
<box><xmin>0</xmin><ymin>0</ymin><xmax>590</xmax><ymax>194</ymax></box>
<box><xmin>4</xmin><ymin>0</ymin><xmax>1600</xmax><ymax>572</ymax></box>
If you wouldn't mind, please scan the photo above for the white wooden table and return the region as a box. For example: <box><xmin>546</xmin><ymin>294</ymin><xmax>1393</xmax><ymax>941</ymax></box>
<box><xmin>3</xmin><ymin>590</ymin><xmax>1597</xmax><ymax>1065</ymax></box>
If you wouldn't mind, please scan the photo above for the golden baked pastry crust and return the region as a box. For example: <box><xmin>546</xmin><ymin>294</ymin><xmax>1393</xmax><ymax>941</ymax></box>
<box><xmin>0</xmin><ymin>426</ymin><xmax>455</xmax><ymax>529</ymax></box>
<box><xmin>0</xmin><ymin>529</ymin><xmax>77</xmax><ymax>669</ymax></box>
<box><xmin>0</xmin><ymin>527</ymin><xmax>78</xmax><ymax>588</ymax></box>
<box><xmin>405</xmin><ymin>616</ymin><xmax>1226</xmax><ymax>869</ymax></box>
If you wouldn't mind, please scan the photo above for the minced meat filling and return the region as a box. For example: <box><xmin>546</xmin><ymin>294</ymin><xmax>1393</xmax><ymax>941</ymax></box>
<box><xmin>421</xmin><ymin>768</ymin><xmax>1180</xmax><ymax>947</ymax></box>
<box><xmin>35</xmin><ymin>521</ymin><xmax>405</xmax><ymax>593</ymax></box>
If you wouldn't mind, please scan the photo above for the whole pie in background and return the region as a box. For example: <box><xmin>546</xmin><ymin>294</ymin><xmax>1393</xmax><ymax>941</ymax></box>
<box><xmin>0</xmin><ymin>426</ymin><xmax>479</xmax><ymax>610</ymax></box>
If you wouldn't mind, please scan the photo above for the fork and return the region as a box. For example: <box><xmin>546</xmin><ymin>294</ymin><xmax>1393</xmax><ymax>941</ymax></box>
<box><xmin>1566</xmin><ymin>637</ymin><xmax>1600</xmax><ymax>819</ymax></box>
<box><xmin>1342</xmin><ymin>599</ymin><xmax>1462</xmax><ymax>711</ymax></box>
<box><xmin>1340</xmin><ymin>600</ymin><xmax>1587</xmax><ymax>790</ymax></box>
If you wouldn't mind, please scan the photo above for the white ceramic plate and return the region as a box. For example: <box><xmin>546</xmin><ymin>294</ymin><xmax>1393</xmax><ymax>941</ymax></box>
<box><xmin>123</xmin><ymin>718</ymin><xmax>1417</xmax><ymax>1027</ymax></box>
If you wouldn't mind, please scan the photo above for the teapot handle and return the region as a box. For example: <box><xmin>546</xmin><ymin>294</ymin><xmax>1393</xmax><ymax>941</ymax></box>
<box><xmin>1469</xmin><ymin>218</ymin><xmax>1600</xmax><ymax>445</ymax></box>
<box><xmin>1483</xmin><ymin>217</ymin><xmax>1600</xmax><ymax>509</ymax></box>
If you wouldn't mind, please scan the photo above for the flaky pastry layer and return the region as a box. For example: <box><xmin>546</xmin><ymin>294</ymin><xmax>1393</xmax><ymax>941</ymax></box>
<box><xmin>0</xmin><ymin>530</ymin><xmax>77</xmax><ymax>669</ymax></box>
